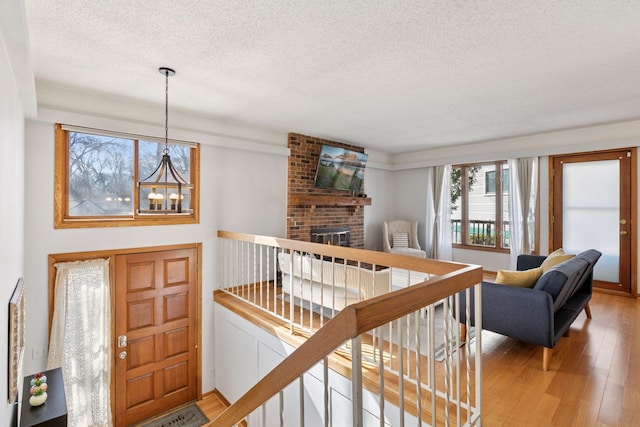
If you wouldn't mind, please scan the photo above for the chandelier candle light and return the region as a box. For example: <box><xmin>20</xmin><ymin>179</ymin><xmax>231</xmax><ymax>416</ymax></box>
<box><xmin>137</xmin><ymin>67</ymin><xmax>193</xmax><ymax>214</ymax></box>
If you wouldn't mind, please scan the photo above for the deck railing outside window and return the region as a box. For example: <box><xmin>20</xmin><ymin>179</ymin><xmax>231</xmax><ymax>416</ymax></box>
<box><xmin>214</xmin><ymin>231</ymin><xmax>483</xmax><ymax>426</ymax></box>
<box><xmin>452</xmin><ymin>219</ymin><xmax>510</xmax><ymax>248</ymax></box>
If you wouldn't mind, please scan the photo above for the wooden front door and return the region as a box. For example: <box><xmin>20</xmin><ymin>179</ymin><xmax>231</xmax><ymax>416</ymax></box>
<box><xmin>114</xmin><ymin>247</ymin><xmax>198</xmax><ymax>426</ymax></box>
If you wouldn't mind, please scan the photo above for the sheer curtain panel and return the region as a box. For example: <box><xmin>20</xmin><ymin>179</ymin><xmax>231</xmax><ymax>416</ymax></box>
<box><xmin>47</xmin><ymin>259</ymin><xmax>113</xmax><ymax>426</ymax></box>
<box><xmin>508</xmin><ymin>158</ymin><xmax>538</xmax><ymax>269</ymax></box>
<box><xmin>426</xmin><ymin>165</ymin><xmax>453</xmax><ymax>260</ymax></box>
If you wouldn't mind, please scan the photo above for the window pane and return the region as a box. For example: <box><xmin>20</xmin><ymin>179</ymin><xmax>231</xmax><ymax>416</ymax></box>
<box><xmin>502</xmin><ymin>168</ymin><xmax>510</xmax><ymax>192</ymax></box>
<box><xmin>68</xmin><ymin>132</ymin><xmax>134</xmax><ymax>216</ymax></box>
<box><xmin>139</xmin><ymin>141</ymin><xmax>192</xmax><ymax>211</ymax></box>
<box><xmin>139</xmin><ymin>141</ymin><xmax>191</xmax><ymax>180</ymax></box>
<box><xmin>468</xmin><ymin>164</ymin><xmax>495</xmax><ymax>247</ymax></box>
<box><xmin>485</xmin><ymin>170</ymin><xmax>496</xmax><ymax>193</ymax></box>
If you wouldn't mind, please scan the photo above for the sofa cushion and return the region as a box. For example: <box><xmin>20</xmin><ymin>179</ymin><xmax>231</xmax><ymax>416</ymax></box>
<box><xmin>278</xmin><ymin>251</ymin><xmax>314</xmax><ymax>279</ymax></box>
<box><xmin>541</xmin><ymin>248</ymin><xmax>575</xmax><ymax>272</ymax></box>
<box><xmin>568</xmin><ymin>249</ymin><xmax>602</xmax><ymax>298</ymax></box>
<box><xmin>533</xmin><ymin>269</ymin><xmax>569</xmax><ymax>312</ymax></box>
<box><xmin>495</xmin><ymin>267</ymin><xmax>543</xmax><ymax>288</ymax></box>
<box><xmin>278</xmin><ymin>252</ymin><xmax>391</xmax><ymax>302</ymax></box>
<box><xmin>551</xmin><ymin>257</ymin><xmax>590</xmax><ymax>310</ymax></box>
<box><xmin>534</xmin><ymin>255</ymin><xmax>590</xmax><ymax>312</ymax></box>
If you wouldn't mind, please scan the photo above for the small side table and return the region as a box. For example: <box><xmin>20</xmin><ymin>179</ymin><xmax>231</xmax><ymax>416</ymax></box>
<box><xmin>20</xmin><ymin>368</ymin><xmax>67</xmax><ymax>427</ymax></box>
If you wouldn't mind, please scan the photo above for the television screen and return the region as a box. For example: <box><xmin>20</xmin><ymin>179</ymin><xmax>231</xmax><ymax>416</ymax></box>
<box><xmin>314</xmin><ymin>145</ymin><xmax>368</xmax><ymax>192</ymax></box>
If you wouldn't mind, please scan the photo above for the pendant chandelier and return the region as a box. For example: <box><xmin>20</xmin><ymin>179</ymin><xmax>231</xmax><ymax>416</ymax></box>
<box><xmin>137</xmin><ymin>67</ymin><xmax>193</xmax><ymax>215</ymax></box>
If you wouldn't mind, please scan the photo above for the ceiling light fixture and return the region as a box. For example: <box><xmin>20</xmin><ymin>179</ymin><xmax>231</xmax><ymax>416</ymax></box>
<box><xmin>138</xmin><ymin>67</ymin><xmax>193</xmax><ymax>215</ymax></box>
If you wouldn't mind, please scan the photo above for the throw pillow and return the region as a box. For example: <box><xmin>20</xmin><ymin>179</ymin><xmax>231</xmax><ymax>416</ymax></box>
<box><xmin>541</xmin><ymin>248</ymin><xmax>575</xmax><ymax>272</ymax></box>
<box><xmin>495</xmin><ymin>267</ymin><xmax>543</xmax><ymax>288</ymax></box>
<box><xmin>392</xmin><ymin>232</ymin><xmax>409</xmax><ymax>248</ymax></box>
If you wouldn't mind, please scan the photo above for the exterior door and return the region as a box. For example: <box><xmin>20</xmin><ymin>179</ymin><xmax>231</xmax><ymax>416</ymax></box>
<box><xmin>551</xmin><ymin>149</ymin><xmax>635</xmax><ymax>295</ymax></box>
<box><xmin>114</xmin><ymin>248</ymin><xmax>198</xmax><ymax>426</ymax></box>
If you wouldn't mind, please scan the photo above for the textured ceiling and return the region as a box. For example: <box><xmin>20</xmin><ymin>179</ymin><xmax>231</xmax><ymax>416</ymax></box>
<box><xmin>23</xmin><ymin>0</ymin><xmax>640</xmax><ymax>153</ymax></box>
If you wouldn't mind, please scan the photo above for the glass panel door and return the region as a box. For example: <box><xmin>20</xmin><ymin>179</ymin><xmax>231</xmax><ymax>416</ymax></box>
<box><xmin>552</xmin><ymin>149</ymin><xmax>634</xmax><ymax>294</ymax></box>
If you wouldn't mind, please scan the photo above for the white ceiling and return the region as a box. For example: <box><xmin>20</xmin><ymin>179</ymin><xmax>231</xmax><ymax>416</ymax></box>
<box><xmin>23</xmin><ymin>0</ymin><xmax>640</xmax><ymax>154</ymax></box>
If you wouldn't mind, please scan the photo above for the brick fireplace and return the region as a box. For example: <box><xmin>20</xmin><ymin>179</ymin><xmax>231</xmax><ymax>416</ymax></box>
<box><xmin>287</xmin><ymin>133</ymin><xmax>370</xmax><ymax>248</ymax></box>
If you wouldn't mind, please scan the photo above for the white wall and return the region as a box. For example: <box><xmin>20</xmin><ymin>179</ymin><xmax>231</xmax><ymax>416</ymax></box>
<box><xmin>0</xmin><ymin>0</ymin><xmax>35</xmax><ymax>422</ymax></box>
<box><xmin>23</xmin><ymin>111</ymin><xmax>288</xmax><ymax>395</ymax></box>
<box><xmin>393</xmin><ymin>168</ymin><xmax>429</xmax><ymax>239</ymax></box>
<box><xmin>362</xmin><ymin>166</ymin><xmax>395</xmax><ymax>251</ymax></box>
<box><xmin>0</xmin><ymin>39</ymin><xmax>26</xmax><ymax>427</ymax></box>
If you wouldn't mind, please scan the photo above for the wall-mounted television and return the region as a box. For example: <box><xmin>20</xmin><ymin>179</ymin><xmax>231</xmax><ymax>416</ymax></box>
<box><xmin>314</xmin><ymin>145</ymin><xmax>368</xmax><ymax>193</ymax></box>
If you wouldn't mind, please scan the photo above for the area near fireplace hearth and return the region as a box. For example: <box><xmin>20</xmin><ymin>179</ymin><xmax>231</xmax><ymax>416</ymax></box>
<box><xmin>287</xmin><ymin>133</ymin><xmax>371</xmax><ymax>248</ymax></box>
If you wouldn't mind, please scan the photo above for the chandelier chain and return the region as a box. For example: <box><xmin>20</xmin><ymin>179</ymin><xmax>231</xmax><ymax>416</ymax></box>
<box><xmin>164</xmin><ymin>70</ymin><xmax>169</xmax><ymax>155</ymax></box>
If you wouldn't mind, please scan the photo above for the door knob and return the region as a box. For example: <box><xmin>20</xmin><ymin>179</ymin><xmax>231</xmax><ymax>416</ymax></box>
<box><xmin>620</xmin><ymin>230</ymin><xmax>628</xmax><ymax>235</ymax></box>
<box><xmin>620</xmin><ymin>219</ymin><xmax>627</xmax><ymax>225</ymax></box>
<box><xmin>119</xmin><ymin>351</ymin><xmax>127</xmax><ymax>360</ymax></box>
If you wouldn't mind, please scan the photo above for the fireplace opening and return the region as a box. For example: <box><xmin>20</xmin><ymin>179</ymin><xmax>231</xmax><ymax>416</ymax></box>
<box><xmin>311</xmin><ymin>227</ymin><xmax>350</xmax><ymax>247</ymax></box>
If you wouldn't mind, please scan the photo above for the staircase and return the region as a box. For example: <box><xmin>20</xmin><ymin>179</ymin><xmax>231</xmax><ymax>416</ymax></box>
<box><xmin>212</xmin><ymin>231</ymin><xmax>483</xmax><ymax>426</ymax></box>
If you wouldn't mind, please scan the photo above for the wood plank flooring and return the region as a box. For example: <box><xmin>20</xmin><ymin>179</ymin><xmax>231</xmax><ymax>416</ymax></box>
<box><xmin>200</xmin><ymin>291</ymin><xmax>640</xmax><ymax>426</ymax></box>
<box><xmin>196</xmin><ymin>391</ymin><xmax>228</xmax><ymax>425</ymax></box>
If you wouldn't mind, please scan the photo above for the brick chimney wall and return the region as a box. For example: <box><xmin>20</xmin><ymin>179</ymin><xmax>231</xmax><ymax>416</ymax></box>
<box><xmin>287</xmin><ymin>133</ymin><xmax>366</xmax><ymax>248</ymax></box>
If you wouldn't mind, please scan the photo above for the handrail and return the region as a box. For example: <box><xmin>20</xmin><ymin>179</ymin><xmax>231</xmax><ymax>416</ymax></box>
<box><xmin>212</xmin><ymin>232</ymin><xmax>482</xmax><ymax>427</ymax></box>
<box><xmin>217</xmin><ymin>230</ymin><xmax>468</xmax><ymax>275</ymax></box>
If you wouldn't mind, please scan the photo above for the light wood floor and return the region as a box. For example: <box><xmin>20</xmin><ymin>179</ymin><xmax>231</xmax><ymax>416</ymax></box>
<box><xmin>196</xmin><ymin>392</ymin><xmax>227</xmax><ymax>426</ymax></box>
<box><xmin>199</xmin><ymin>291</ymin><xmax>640</xmax><ymax>426</ymax></box>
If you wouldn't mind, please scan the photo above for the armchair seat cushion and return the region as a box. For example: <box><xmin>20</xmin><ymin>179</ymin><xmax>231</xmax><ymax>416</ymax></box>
<box><xmin>389</xmin><ymin>247</ymin><xmax>427</xmax><ymax>258</ymax></box>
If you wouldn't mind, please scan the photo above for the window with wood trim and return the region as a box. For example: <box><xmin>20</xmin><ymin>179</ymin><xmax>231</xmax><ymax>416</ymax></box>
<box><xmin>451</xmin><ymin>161</ymin><xmax>510</xmax><ymax>251</ymax></box>
<box><xmin>54</xmin><ymin>124</ymin><xmax>200</xmax><ymax>228</ymax></box>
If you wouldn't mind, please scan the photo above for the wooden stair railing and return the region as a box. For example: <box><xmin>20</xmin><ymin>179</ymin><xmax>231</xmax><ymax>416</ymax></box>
<box><xmin>217</xmin><ymin>230</ymin><xmax>469</xmax><ymax>277</ymax></box>
<box><xmin>211</xmin><ymin>263</ymin><xmax>482</xmax><ymax>426</ymax></box>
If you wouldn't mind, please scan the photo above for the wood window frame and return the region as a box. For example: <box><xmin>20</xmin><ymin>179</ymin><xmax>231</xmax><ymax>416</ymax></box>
<box><xmin>54</xmin><ymin>124</ymin><xmax>200</xmax><ymax>228</ymax></box>
<box><xmin>453</xmin><ymin>161</ymin><xmax>511</xmax><ymax>253</ymax></box>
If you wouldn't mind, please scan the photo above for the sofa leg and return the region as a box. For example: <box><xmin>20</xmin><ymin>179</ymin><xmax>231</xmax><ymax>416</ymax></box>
<box><xmin>542</xmin><ymin>347</ymin><xmax>552</xmax><ymax>371</ymax></box>
<box><xmin>585</xmin><ymin>303</ymin><xmax>592</xmax><ymax>319</ymax></box>
<box><xmin>460</xmin><ymin>323</ymin><xmax>467</xmax><ymax>341</ymax></box>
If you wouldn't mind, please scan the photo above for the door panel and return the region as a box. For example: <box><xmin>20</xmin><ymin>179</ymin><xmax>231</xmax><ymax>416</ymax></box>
<box><xmin>115</xmin><ymin>248</ymin><xmax>197</xmax><ymax>426</ymax></box>
<box><xmin>552</xmin><ymin>149</ymin><xmax>635</xmax><ymax>294</ymax></box>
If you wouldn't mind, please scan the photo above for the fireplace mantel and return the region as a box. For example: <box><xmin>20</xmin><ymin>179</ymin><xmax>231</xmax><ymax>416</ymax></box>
<box><xmin>290</xmin><ymin>194</ymin><xmax>371</xmax><ymax>215</ymax></box>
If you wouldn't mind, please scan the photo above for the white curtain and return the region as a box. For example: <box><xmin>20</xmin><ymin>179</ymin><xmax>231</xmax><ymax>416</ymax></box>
<box><xmin>48</xmin><ymin>259</ymin><xmax>112</xmax><ymax>427</ymax></box>
<box><xmin>426</xmin><ymin>165</ymin><xmax>453</xmax><ymax>260</ymax></box>
<box><xmin>508</xmin><ymin>158</ymin><xmax>538</xmax><ymax>269</ymax></box>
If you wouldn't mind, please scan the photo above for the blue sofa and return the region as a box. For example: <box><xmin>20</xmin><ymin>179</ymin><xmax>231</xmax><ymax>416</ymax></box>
<box><xmin>459</xmin><ymin>249</ymin><xmax>602</xmax><ymax>370</ymax></box>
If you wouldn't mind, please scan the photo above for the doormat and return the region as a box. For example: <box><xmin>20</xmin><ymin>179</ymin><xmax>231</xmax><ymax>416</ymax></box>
<box><xmin>135</xmin><ymin>403</ymin><xmax>209</xmax><ymax>427</ymax></box>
